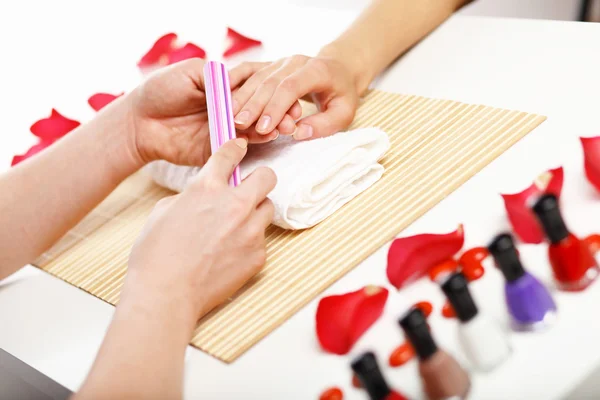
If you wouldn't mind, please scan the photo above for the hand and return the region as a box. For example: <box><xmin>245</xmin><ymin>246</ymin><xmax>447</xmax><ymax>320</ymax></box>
<box><xmin>126</xmin><ymin>59</ymin><xmax>277</xmax><ymax>168</ymax></box>
<box><xmin>231</xmin><ymin>55</ymin><xmax>359</xmax><ymax>141</ymax></box>
<box><xmin>124</xmin><ymin>138</ymin><xmax>276</xmax><ymax>320</ymax></box>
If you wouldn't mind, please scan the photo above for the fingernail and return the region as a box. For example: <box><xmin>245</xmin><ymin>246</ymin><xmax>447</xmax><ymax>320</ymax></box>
<box><xmin>272</xmin><ymin>129</ymin><xmax>280</xmax><ymax>141</ymax></box>
<box><xmin>257</xmin><ymin>115</ymin><xmax>271</xmax><ymax>133</ymax></box>
<box><xmin>293</xmin><ymin>124</ymin><xmax>313</xmax><ymax>141</ymax></box>
<box><xmin>234</xmin><ymin>138</ymin><xmax>248</xmax><ymax>149</ymax></box>
<box><xmin>234</xmin><ymin>111</ymin><xmax>250</xmax><ymax>125</ymax></box>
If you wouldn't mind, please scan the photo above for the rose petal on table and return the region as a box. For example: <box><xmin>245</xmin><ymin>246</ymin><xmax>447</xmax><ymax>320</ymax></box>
<box><xmin>167</xmin><ymin>42</ymin><xmax>206</xmax><ymax>64</ymax></box>
<box><xmin>88</xmin><ymin>92</ymin><xmax>124</xmax><ymax>112</ymax></box>
<box><xmin>581</xmin><ymin>137</ymin><xmax>600</xmax><ymax>192</ymax></box>
<box><xmin>501</xmin><ymin>166</ymin><xmax>563</xmax><ymax>244</ymax></box>
<box><xmin>459</xmin><ymin>247</ymin><xmax>489</xmax><ymax>282</ymax></box>
<box><xmin>30</xmin><ymin>109</ymin><xmax>80</xmax><ymax>141</ymax></box>
<box><xmin>389</xmin><ymin>342</ymin><xmax>415</xmax><ymax>367</ymax></box>
<box><xmin>442</xmin><ymin>301</ymin><xmax>456</xmax><ymax>319</ymax></box>
<box><xmin>413</xmin><ymin>301</ymin><xmax>433</xmax><ymax>318</ymax></box>
<box><xmin>387</xmin><ymin>225</ymin><xmax>464</xmax><ymax>290</ymax></box>
<box><xmin>223</xmin><ymin>27</ymin><xmax>262</xmax><ymax>58</ymax></box>
<box><xmin>319</xmin><ymin>387</ymin><xmax>344</xmax><ymax>400</ymax></box>
<box><xmin>137</xmin><ymin>32</ymin><xmax>178</xmax><ymax>68</ymax></box>
<box><xmin>11</xmin><ymin>141</ymin><xmax>53</xmax><ymax>166</ymax></box>
<box><xmin>388</xmin><ymin>392</ymin><xmax>409</xmax><ymax>400</ymax></box>
<box><xmin>316</xmin><ymin>286</ymin><xmax>388</xmax><ymax>355</ymax></box>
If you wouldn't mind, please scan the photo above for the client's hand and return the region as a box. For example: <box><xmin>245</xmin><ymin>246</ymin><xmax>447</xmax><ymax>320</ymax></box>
<box><xmin>231</xmin><ymin>55</ymin><xmax>359</xmax><ymax>141</ymax></box>
<box><xmin>125</xmin><ymin>138</ymin><xmax>276</xmax><ymax>320</ymax></box>
<box><xmin>126</xmin><ymin>59</ymin><xmax>279</xmax><ymax>168</ymax></box>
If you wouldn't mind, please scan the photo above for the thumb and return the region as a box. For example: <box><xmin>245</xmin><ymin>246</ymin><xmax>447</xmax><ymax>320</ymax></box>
<box><xmin>294</xmin><ymin>99</ymin><xmax>356</xmax><ymax>140</ymax></box>
<box><xmin>192</xmin><ymin>138</ymin><xmax>248</xmax><ymax>185</ymax></box>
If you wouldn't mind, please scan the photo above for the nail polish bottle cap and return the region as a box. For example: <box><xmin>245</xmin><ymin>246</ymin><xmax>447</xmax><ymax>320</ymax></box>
<box><xmin>532</xmin><ymin>194</ymin><xmax>569</xmax><ymax>244</ymax></box>
<box><xmin>399</xmin><ymin>308</ymin><xmax>438</xmax><ymax>361</ymax></box>
<box><xmin>351</xmin><ymin>352</ymin><xmax>391</xmax><ymax>400</ymax></box>
<box><xmin>441</xmin><ymin>273</ymin><xmax>478</xmax><ymax>323</ymax></box>
<box><xmin>488</xmin><ymin>233</ymin><xmax>526</xmax><ymax>282</ymax></box>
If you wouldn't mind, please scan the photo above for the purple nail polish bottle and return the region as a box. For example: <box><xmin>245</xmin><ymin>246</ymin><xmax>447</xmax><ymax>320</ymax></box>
<box><xmin>489</xmin><ymin>233</ymin><xmax>557</xmax><ymax>332</ymax></box>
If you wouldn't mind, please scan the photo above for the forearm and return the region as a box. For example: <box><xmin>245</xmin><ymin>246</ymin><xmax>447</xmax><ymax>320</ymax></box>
<box><xmin>319</xmin><ymin>0</ymin><xmax>469</xmax><ymax>94</ymax></box>
<box><xmin>0</xmin><ymin>99</ymin><xmax>142</xmax><ymax>279</ymax></box>
<box><xmin>75</xmin><ymin>278</ymin><xmax>197</xmax><ymax>400</ymax></box>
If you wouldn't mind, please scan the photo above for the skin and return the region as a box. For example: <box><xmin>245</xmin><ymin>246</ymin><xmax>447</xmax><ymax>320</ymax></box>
<box><xmin>232</xmin><ymin>0</ymin><xmax>471</xmax><ymax>141</ymax></box>
<box><xmin>0</xmin><ymin>59</ymin><xmax>276</xmax><ymax>399</ymax></box>
<box><xmin>0</xmin><ymin>0</ymin><xmax>472</xmax><ymax>398</ymax></box>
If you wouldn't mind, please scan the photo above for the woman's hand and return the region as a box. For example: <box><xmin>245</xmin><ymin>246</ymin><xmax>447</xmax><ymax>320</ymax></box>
<box><xmin>231</xmin><ymin>54</ymin><xmax>359</xmax><ymax>141</ymax></box>
<box><xmin>126</xmin><ymin>59</ymin><xmax>281</xmax><ymax>169</ymax></box>
<box><xmin>124</xmin><ymin>138</ymin><xmax>276</xmax><ymax>320</ymax></box>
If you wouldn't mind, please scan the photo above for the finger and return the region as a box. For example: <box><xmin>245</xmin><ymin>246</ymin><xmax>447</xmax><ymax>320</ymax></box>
<box><xmin>257</xmin><ymin>64</ymin><xmax>330</xmax><ymax>135</ymax></box>
<box><xmin>229</xmin><ymin>62</ymin><xmax>270</xmax><ymax>90</ymax></box>
<box><xmin>232</xmin><ymin>63</ymin><xmax>280</xmax><ymax>117</ymax></box>
<box><xmin>235</xmin><ymin>62</ymin><xmax>304</xmax><ymax>132</ymax></box>
<box><xmin>238</xmin><ymin>127</ymin><xmax>279</xmax><ymax>144</ymax></box>
<box><xmin>277</xmin><ymin>114</ymin><xmax>296</xmax><ymax>135</ymax></box>
<box><xmin>289</xmin><ymin>101</ymin><xmax>303</xmax><ymax>120</ymax></box>
<box><xmin>294</xmin><ymin>98</ymin><xmax>356</xmax><ymax>140</ymax></box>
<box><xmin>238</xmin><ymin>167</ymin><xmax>277</xmax><ymax>207</ymax></box>
<box><xmin>250</xmin><ymin>198</ymin><xmax>275</xmax><ymax>228</ymax></box>
<box><xmin>192</xmin><ymin>138</ymin><xmax>248</xmax><ymax>185</ymax></box>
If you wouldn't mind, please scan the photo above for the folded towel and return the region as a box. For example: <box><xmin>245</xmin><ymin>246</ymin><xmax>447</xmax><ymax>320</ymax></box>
<box><xmin>146</xmin><ymin>127</ymin><xmax>390</xmax><ymax>230</ymax></box>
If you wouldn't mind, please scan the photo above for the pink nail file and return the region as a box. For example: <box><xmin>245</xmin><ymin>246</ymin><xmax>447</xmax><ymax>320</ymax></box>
<box><xmin>203</xmin><ymin>60</ymin><xmax>241</xmax><ymax>187</ymax></box>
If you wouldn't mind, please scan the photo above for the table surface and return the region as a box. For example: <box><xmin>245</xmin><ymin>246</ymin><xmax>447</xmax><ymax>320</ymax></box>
<box><xmin>2</xmin><ymin>2</ymin><xmax>600</xmax><ymax>399</ymax></box>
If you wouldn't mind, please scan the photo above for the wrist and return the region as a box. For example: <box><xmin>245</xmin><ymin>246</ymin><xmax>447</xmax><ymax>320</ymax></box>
<box><xmin>318</xmin><ymin>40</ymin><xmax>374</xmax><ymax>95</ymax></box>
<box><xmin>88</xmin><ymin>95</ymin><xmax>145</xmax><ymax>182</ymax></box>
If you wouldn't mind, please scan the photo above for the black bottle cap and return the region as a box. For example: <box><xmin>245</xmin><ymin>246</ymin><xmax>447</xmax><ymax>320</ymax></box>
<box><xmin>532</xmin><ymin>194</ymin><xmax>569</xmax><ymax>244</ymax></box>
<box><xmin>351</xmin><ymin>352</ymin><xmax>391</xmax><ymax>400</ymax></box>
<box><xmin>399</xmin><ymin>308</ymin><xmax>438</xmax><ymax>360</ymax></box>
<box><xmin>441</xmin><ymin>272</ymin><xmax>478</xmax><ymax>323</ymax></box>
<box><xmin>488</xmin><ymin>233</ymin><xmax>526</xmax><ymax>282</ymax></box>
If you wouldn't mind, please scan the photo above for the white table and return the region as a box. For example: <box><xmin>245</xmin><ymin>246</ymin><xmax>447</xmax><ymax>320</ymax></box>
<box><xmin>2</xmin><ymin>2</ymin><xmax>600</xmax><ymax>399</ymax></box>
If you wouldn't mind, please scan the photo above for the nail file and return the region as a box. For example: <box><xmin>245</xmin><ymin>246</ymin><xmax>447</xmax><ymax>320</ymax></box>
<box><xmin>203</xmin><ymin>60</ymin><xmax>241</xmax><ymax>187</ymax></box>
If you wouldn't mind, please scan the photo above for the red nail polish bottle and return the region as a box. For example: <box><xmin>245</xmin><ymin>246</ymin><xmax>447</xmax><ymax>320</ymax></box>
<box><xmin>532</xmin><ymin>194</ymin><xmax>599</xmax><ymax>291</ymax></box>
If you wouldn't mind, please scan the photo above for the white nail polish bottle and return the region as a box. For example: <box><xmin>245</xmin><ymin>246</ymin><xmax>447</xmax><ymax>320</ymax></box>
<box><xmin>441</xmin><ymin>272</ymin><xmax>511</xmax><ymax>372</ymax></box>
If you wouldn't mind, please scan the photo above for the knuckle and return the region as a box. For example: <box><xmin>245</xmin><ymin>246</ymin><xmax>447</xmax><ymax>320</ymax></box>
<box><xmin>279</xmin><ymin>76</ymin><xmax>298</xmax><ymax>93</ymax></box>
<box><xmin>308</xmin><ymin>58</ymin><xmax>330</xmax><ymax>79</ymax></box>
<box><xmin>290</xmin><ymin>54</ymin><xmax>309</xmax><ymax>65</ymax></box>
<box><xmin>228</xmin><ymin>193</ymin><xmax>249</xmax><ymax>216</ymax></box>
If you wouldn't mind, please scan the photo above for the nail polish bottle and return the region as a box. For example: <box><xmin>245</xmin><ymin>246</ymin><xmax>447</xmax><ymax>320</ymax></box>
<box><xmin>441</xmin><ymin>272</ymin><xmax>511</xmax><ymax>372</ymax></box>
<box><xmin>488</xmin><ymin>233</ymin><xmax>557</xmax><ymax>331</ymax></box>
<box><xmin>399</xmin><ymin>308</ymin><xmax>470</xmax><ymax>400</ymax></box>
<box><xmin>351</xmin><ymin>352</ymin><xmax>408</xmax><ymax>400</ymax></box>
<box><xmin>532</xmin><ymin>194</ymin><xmax>599</xmax><ymax>291</ymax></box>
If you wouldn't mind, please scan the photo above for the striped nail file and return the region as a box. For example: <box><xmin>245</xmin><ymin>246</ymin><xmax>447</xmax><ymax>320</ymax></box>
<box><xmin>204</xmin><ymin>61</ymin><xmax>241</xmax><ymax>186</ymax></box>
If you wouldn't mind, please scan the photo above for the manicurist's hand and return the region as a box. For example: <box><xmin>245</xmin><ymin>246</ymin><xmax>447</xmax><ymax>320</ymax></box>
<box><xmin>76</xmin><ymin>138</ymin><xmax>276</xmax><ymax>400</ymax></box>
<box><xmin>230</xmin><ymin>54</ymin><xmax>360</xmax><ymax>141</ymax></box>
<box><xmin>125</xmin><ymin>137</ymin><xmax>276</xmax><ymax>318</ymax></box>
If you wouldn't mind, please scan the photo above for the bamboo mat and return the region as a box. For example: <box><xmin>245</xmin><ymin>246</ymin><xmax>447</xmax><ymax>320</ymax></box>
<box><xmin>34</xmin><ymin>90</ymin><xmax>546</xmax><ymax>362</ymax></box>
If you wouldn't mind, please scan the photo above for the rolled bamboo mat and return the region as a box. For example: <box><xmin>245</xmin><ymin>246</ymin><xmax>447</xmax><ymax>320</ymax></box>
<box><xmin>34</xmin><ymin>90</ymin><xmax>546</xmax><ymax>362</ymax></box>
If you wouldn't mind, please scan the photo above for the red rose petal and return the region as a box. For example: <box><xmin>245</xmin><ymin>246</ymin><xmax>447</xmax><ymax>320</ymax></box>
<box><xmin>167</xmin><ymin>42</ymin><xmax>206</xmax><ymax>64</ymax></box>
<box><xmin>501</xmin><ymin>167</ymin><xmax>563</xmax><ymax>244</ymax></box>
<box><xmin>584</xmin><ymin>234</ymin><xmax>600</xmax><ymax>254</ymax></box>
<box><xmin>320</xmin><ymin>387</ymin><xmax>343</xmax><ymax>400</ymax></box>
<box><xmin>428</xmin><ymin>258</ymin><xmax>460</xmax><ymax>282</ymax></box>
<box><xmin>442</xmin><ymin>301</ymin><xmax>456</xmax><ymax>319</ymax></box>
<box><xmin>459</xmin><ymin>247</ymin><xmax>489</xmax><ymax>282</ymax></box>
<box><xmin>88</xmin><ymin>92</ymin><xmax>123</xmax><ymax>112</ymax></box>
<box><xmin>29</xmin><ymin>109</ymin><xmax>80</xmax><ymax>141</ymax></box>
<box><xmin>11</xmin><ymin>141</ymin><xmax>52</xmax><ymax>166</ymax></box>
<box><xmin>581</xmin><ymin>137</ymin><xmax>600</xmax><ymax>192</ymax></box>
<box><xmin>223</xmin><ymin>27</ymin><xmax>262</xmax><ymax>58</ymax></box>
<box><xmin>387</xmin><ymin>225</ymin><xmax>465</xmax><ymax>289</ymax></box>
<box><xmin>138</xmin><ymin>33</ymin><xmax>178</xmax><ymax>68</ymax></box>
<box><xmin>414</xmin><ymin>301</ymin><xmax>433</xmax><ymax>318</ymax></box>
<box><xmin>389</xmin><ymin>342</ymin><xmax>415</xmax><ymax>367</ymax></box>
<box><xmin>316</xmin><ymin>286</ymin><xmax>388</xmax><ymax>355</ymax></box>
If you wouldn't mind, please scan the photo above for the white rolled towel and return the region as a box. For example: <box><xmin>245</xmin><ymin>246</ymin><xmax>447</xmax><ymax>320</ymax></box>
<box><xmin>145</xmin><ymin>127</ymin><xmax>390</xmax><ymax>230</ymax></box>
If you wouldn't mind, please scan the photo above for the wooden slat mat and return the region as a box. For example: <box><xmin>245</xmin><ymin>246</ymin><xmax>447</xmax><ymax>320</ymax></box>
<box><xmin>34</xmin><ymin>90</ymin><xmax>546</xmax><ymax>362</ymax></box>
